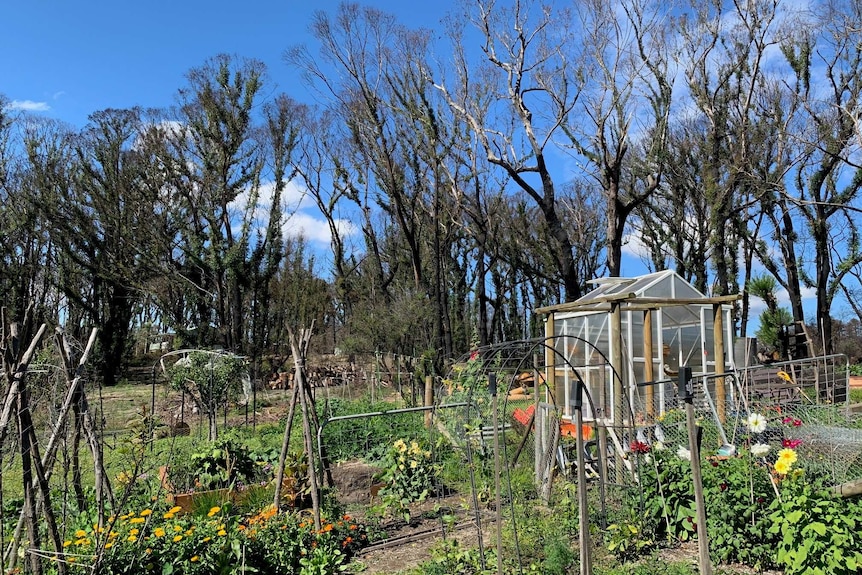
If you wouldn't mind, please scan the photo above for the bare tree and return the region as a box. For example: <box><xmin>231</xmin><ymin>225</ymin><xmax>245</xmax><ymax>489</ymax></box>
<box><xmin>434</xmin><ymin>0</ymin><xmax>591</xmax><ymax>301</ymax></box>
<box><xmin>564</xmin><ymin>0</ymin><xmax>673</xmax><ymax>277</ymax></box>
<box><xmin>781</xmin><ymin>0</ymin><xmax>862</xmax><ymax>354</ymax></box>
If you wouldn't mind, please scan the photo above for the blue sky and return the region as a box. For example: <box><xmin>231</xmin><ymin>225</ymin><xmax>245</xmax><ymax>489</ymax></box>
<box><xmin>1</xmin><ymin>0</ymin><xmax>810</xmax><ymax>335</ymax></box>
<box><xmin>0</xmin><ymin>0</ymin><xmax>455</xmax><ymax>127</ymax></box>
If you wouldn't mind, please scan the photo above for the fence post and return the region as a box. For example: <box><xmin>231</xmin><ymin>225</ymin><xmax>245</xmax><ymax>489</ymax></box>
<box><xmin>424</xmin><ymin>376</ymin><xmax>434</xmax><ymax>428</ymax></box>
<box><xmin>680</xmin><ymin>366</ymin><xmax>713</xmax><ymax>575</ymax></box>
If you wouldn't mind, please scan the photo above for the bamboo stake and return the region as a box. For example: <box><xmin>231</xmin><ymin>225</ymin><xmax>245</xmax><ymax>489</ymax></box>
<box><xmin>273</xmin><ymin>378</ymin><xmax>301</xmax><ymax>507</ymax></box>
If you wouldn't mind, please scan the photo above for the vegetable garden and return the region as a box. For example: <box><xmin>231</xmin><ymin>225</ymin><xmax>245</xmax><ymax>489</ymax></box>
<box><xmin>2</xmin><ymin>321</ymin><xmax>862</xmax><ymax>575</ymax></box>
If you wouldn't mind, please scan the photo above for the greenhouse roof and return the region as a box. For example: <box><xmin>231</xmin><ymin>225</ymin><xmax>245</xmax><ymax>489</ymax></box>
<box><xmin>535</xmin><ymin>270</ymin><xmax>739</xmax><ymax>315</ymax></box>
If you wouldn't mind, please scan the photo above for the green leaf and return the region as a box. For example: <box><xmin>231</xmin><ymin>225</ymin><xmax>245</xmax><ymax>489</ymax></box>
<box><xmin>809</xmin><ymin>521</ymin><xmax>827</xmax><ymax>536</ymax></box>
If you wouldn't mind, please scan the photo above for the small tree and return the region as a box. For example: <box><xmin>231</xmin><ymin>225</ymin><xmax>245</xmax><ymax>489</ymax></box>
<box><xmin>168</xmin><ymin>351</ymin><xmax>246</xmax><ymax>440</ymax></box>
<box><xmin>748</xmin><ymin>274</ymin><xmax>793</xmax><ymax>359</ymax></box>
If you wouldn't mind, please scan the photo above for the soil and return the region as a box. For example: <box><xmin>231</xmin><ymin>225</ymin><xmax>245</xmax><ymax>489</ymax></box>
<box><xmin>327</xmin><ymin>461</ymin><xmax>784</xmax><ymax>574</ymax></box>
<box><xmin>328</xmin><ymin>460</ymin><xmax>486</xmax><ymax>574</ymax></box>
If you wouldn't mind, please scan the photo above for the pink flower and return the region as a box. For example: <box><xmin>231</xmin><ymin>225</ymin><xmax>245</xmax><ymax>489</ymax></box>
<box><xmin>793</xmin><ymin>418</ymin><xmax>802</xmax><ymax>427</ymax></box>
<box><xmin>782</xmin><ymin>438</ymin><xmax>802</xmax><ymax>449</ymax></box>
<box><xmin>469</xmin><ymin>350</ymin><xmax>479</xmax><ymax>362</ymax></box>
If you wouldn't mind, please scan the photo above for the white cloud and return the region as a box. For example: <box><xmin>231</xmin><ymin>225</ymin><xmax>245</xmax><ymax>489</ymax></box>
<box><xmin>229</xmin><ymin>178</ymin><xmax>359</xmax><ymax>247</ymax></box>
<box><xmin>6</xmin><ymin>99</ymin><xmax>50</xmax><ymax>112</ymax></box>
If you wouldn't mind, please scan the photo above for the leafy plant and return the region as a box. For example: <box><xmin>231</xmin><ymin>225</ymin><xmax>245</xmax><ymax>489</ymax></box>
<box><xmin>767</xmin><ymin>472</ymin><xmax>862</xmax><ymax>575</ymax></box>
<box><xmin>167</xmin><ymin>351</ymin><xmax>246</xmax><ymax>440</ymax></box>
<box><xmin>375</xmin><ymin>438</ymin><xmax>438</xmax><ymax>522</ymax></box>
<box><xmin>419</xmin><ymin>539</ymin><xmax>496</xmax><ymax>575</ymax></box>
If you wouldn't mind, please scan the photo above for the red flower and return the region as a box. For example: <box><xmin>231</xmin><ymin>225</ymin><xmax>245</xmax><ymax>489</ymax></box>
<box><xmin>469</xmin><ymin>350</ymin><xmax>479</xmax><ymax>361</ymax></box>
<box><xmin>630</xmin><ymin>440</ymin><xmax>650</xmax><ymax>454</ymax></box>
<box><xmin>782</xmin><ymin>438</ymin><xmax>802</xmax><ymax>449</ymax></box>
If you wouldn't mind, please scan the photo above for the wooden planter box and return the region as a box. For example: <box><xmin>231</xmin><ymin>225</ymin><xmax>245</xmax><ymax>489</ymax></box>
<box><xmin>167</xmin><ymin>488</ymin><xmax>235</xmax><ymax>513</ymax></box>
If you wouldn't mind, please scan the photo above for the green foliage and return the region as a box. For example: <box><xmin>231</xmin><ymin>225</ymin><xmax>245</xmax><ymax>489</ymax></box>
<box><xmin>606</xmin><ymin>518</ymin><xmax>654</xmax><ymax>562</ymax></box>
<box><xmin>167</xmin><ymin>351</ymin><xmax>246</xmax><ymax>439</ymax></box>
<box><xmin>58</xmin><ymin>503</ymin><xmax>368</xmax><ymax>575</ymax></box>
<box><xmin>319</xmin><ymin>397</ymin><xmax>427</xmax><ymax>462</ymax></box>
<box><xmin>701</xmin><ymin>453</ymin><xmax>776</xmax><ymax>568</ymax></box>
<box><xmin>767</xmin><ymin>473</ymin><xmax>862</xmax><ymax>575</ymax></box>
<box><xmin>594</xmin><ymin>555</ymin><xmax>698</xmax><ymax>575</ymax></box>
<box><xmin>636</xmin><ymin>447</ymin><xmax>697</xmax><ymax>544</ymax></box>
<box><xmin>166</xmin><ymin>431</ymin><xmax>270</xmax><ymax>493</ymax></box>
<box><xmin>418</xmin><ymin>539</ymin><xmax>497</xmax><ymax>575</ymax></box>
<box><xmin>375</xmin><ymin>438</ymin><xmax>438</xmax><ymax>522</ymax></box>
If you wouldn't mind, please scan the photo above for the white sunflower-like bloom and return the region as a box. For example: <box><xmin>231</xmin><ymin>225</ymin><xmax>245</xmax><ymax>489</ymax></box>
<box><xmin>750</xmin><ymin>443</ymin><xmax>770</xmax><ymax>457</ymax></box>
<box><xmin>746</xmin><ymin>412</ymin><xmax>767</xmax><ymax>434</ymax></box>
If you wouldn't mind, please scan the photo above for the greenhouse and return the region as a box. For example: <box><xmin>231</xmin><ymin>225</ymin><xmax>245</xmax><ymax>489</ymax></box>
<box><xmin>536</xmin><ymin>270</ymin><xmax>738</xmax><ymax>425</ymax></box>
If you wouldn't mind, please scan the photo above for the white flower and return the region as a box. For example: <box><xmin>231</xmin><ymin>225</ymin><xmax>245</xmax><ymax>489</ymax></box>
<box><xmin>746</xmin><ymin>412</ymin><xmax>767</xmax><ymax>434</ymax></box>
<box><xmin>750</xmin><ymin>443</ymin><xmax>770</xmax><ymax>457</ymax></box>
<box><xmin>653</xmin><ymin>441</ymin><xmax>665</xmax><ymax>451</ymax></box>
<box><xmin>677</xmin><ymin>446</ymin><xmax>691</xmax><ymax>461</ymax></box>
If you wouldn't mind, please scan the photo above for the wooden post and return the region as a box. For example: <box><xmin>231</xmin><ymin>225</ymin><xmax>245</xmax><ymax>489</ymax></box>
<box><xmin>288</xmin><ymin>322</ymin><xmax>321</xmax><ymax>530</ymax></box>
<box><xmin>273</xmin><ymin>379</ymin><xmax>301</xmax><ymax>507</ymax></box>
<box><xmin>573</xmin><ymin>380</ymin><xmax>592</xmax><ymax>575</ymax></box>
<box><xmin>712</xmin><ymin>304</ymin><xmax>726</xmax><ymax>424</ymax></box>
<box><xmin>644</xmin><ymin>309</ymin><xmax>655</xmax><ymax>419</ymax></box>
<box><xmin>610</xmin><ymin>302</ymin><xmax>624</xmax><ymax>483</ymax></box>
<box><xmin>544</xmin><ymin>313</ymin><xmax>565</xmax><ymax>486</ymax></box>
<box><xmin>680</xmin><ymin>367</ymin><xmax>713</xmax><ymax>575</ymax></box>
<box><xmin>424</xmin><ymin>375</ymin><xmax>434</xmax><ymax>428</ymax></box>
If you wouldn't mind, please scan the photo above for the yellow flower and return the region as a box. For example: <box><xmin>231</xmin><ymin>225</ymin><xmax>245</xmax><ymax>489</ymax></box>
<box><xmin>105</xmin><ymin>542</ymin><xmax>113</xmax><ymax>549</ymax></box>
<box><xmin>154</xmin><ymin>528</ymin><xmax>166</xmax><ymax>537</ymax></box>
<box><xmin>75</xmin><ymin>530</ymin><xmax>87</xmax><ymax>538</ymax></box>
<box><xmin>168</xmin><ymin>506</ymin><xmax>183</xmax><ymax>514</ymax></box>
<box><xmin>777</xmin><ymin>448</ymin><xmax>798</xmax><ymax>465</ymax></box>
<box><xmin>63</xmin><ymin>540</ymin><xmax>71</xmax><ymax>548</ymax></box>
<box><xmin>410</xmin><ymin>460</ymin><xmax>418</xmax><ymax>469</ymax></box>
<box><xmin>127</xmin><ymin>535</ymin><xmax>137</xmax><ymax>543</ymax></box>
<box><xmin>203</xmin><ymin>536</ymin><xmax>212</xmax><ymax>542</ymax></box>
<box><xmin>173</xmin><ymin>535</ymin><xmax>183</xmax><ymax>542</ymax></box>
<box><xmin>130</xmin><ymin>517</ymin><xmax>145</xmax><ymax>524</ymax></box>
<box><xmin>774</xmin><ymin>459</ymin><xmax>791</xmax><ymax>475</ymax></box>
<box><xmin>140</xmin><ymin>509</ymin><xmax>152</xmax><ymax>517</ymax></box>
<box><xmin>217</xmin><ymin>529</ymin><xmax>227</xmax><ymax>536</ymax></box>
<box><xmin>130</xmin><ymin>528</ymin><xmax>140</xmax><ymax>536</ymax></box>
<box><xmin>163</xmin><ymin>512</ymin><xmax>175</xmax><ymax>520</ymax></box>
<box><xmin>174</xmin><ymin>525</ymin><xmax>183</xmax><ymax>532</ymax></box>
<box><xmin>191</xmin><ymin>556</ymin><xmax>200</xmax><ymax>562</ymax></box>
<box><xmin>208</xmin><ymin>506</ymin><xmax>221</xmax><ymax>517</ymax></box>
<box><xmin>75</xmin><ymin>539</ymin><xmax>86</xmax><ymax>546</ymax></box>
